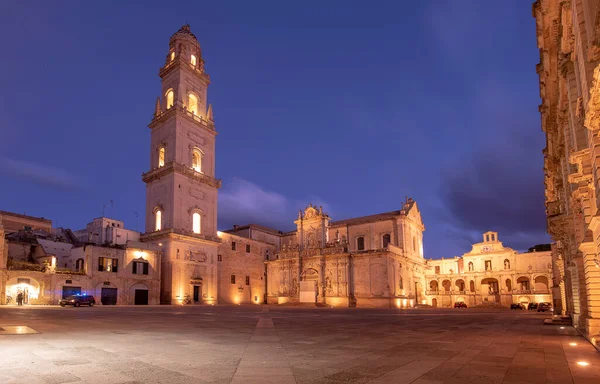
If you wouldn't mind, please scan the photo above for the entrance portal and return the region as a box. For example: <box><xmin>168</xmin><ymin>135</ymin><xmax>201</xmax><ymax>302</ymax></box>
<box><xmin>193</xmin><ymin>285</ymin><xmax>201</xmax><ymax>303</ymax></box>
<box><xmin>101</xmin><ymin>288</ymin><xmax>118</xmax><ymax>305</ymax></box>
<box><xmin>134</xmin><ymin>289</ymin><xmax>149</xmax><ymax>305</ymax></box>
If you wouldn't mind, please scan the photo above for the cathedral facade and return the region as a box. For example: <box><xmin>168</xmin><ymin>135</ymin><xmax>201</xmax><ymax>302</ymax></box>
<box><xmin>264</xmin><ymin>200</ymin><xmax>427</xmax><ymax>308</ymax></box>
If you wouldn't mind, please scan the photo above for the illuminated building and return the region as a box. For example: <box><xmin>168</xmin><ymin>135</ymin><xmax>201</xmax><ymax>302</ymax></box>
<box><xmin>424</xmin><ymin>232</ymin><xmax>553</xmax><ymax>308</ymax></box>
<box><xmin>534</xmin><ymin>0</ymin><xmax>600</xmax><ymax>349</ymax></box>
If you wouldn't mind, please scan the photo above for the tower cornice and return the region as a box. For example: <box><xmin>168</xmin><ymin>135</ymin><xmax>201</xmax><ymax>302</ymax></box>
<box><xmin>140</xmin><ymin>228</ymin><xmax>221</xmax><ymax>245</ymax></box>
<box><xmin>159</xmin><ymin>58</ymin><xmax>210</xmax><ymax>84</ymax></box>
<box><xmin>149</xmin><ymin>104</ymin><xmax>216</xmax><ymax>135</ymax></box>
<box><xmin>142</xmin><ymin>161</ymin><xmax>222</xmax><ymax>189</ymax></box>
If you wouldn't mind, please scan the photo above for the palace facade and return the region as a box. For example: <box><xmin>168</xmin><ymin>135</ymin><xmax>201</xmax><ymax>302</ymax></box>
<box><xmin>424</xmin><ymin>232</ymin><xmax>552</xmax><ymax>308</ymax></box>
<box><xmin>534</xmin><ymin>0</ymin><xmax>600</xmax><ymax>349</ymax></box>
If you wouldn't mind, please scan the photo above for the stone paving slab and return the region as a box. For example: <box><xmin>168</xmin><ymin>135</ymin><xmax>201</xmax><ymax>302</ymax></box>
<box><xmin>1</xmin><ymin>306</ymin><xmax>599</xmax><ymax>383</ymax></box>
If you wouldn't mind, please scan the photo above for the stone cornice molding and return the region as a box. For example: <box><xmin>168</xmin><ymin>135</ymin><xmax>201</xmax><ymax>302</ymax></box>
<box><xmin>142</xmin><ymin>161</ymin><xmax>222</xmax><ymax>189</ymax></box>
<box><xmin>140</xmin><ymin>228</ymin><xmax>221</xmax><ymax>245</ymax></box>
<box><xmin>149</xmin><ymin>104</ymin><xmax>216</xmax><ymax>135</ymax></box>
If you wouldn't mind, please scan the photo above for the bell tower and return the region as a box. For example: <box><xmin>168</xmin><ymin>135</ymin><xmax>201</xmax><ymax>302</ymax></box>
<box><xmin>141</xmin><ymin>25</ymin><xmax>221</xmax><ymax>305</ymax></box>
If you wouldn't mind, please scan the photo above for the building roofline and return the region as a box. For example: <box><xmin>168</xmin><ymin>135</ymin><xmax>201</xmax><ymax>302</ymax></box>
<box><xmin>0</xmin><ymin>210</ymin><xmax>52</xmax><ymax>224</ymax></box>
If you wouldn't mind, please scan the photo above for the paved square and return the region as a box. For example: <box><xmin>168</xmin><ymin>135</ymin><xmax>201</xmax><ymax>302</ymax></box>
<box><xmin>0</xmin><ymin>306</ymin><xmax>598</xmax><ymax>384</ymax></box>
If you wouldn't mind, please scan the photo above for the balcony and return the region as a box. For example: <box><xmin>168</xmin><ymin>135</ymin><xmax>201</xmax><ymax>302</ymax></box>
<box><xmin>142</xmin><ymin>161</ymin><xmax>222</xmax><ymax>189</ymax></box>
<box><xmin>149</xmin><ymin>104</ymin><xmax>215</xmax><ymax>132</ymax></box>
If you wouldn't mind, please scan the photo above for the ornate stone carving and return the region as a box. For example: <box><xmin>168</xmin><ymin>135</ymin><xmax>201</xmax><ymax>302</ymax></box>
<box><xmin>585</xmin><ymin>65</ymin><xmax>600</xmax><ymax>132</ymax></box>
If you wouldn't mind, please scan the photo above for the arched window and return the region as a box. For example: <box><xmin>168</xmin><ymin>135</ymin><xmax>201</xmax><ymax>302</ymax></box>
<box><xmin>191</xmin><ymin>54</ymin><xmax>197</xmax><ymax>66</ymax></box>
<box><xmin>192</xmin><ymin>212</ymin><xmax>201</xmax><ymax>234</ymax></box>
<box><xmin>155</xmin><ymin>210</ymin><xmax>162</xmax><ymax>231</ymax></box>
<box><xmin>188</xmin><ymin>93</ymin><xmax>198</xmax><ymax>115</ymax></box>
<box><xmin>412</xmin><ymin>236</ymin><xmax>416</xmax><ymax>251</ymax></box>
<box><xmin>166</xmin><ymin>90</ymin><xmax>174</xmax><ymax>109</ymax></box>
<box><xmin>170</xmin><ymin>51</ymin><xmax>175</xmax><ymax>61</ymax></box>
<box><xmin>158</xmin><ymin>147</ymin><xmax>165</xmax><ymax>168</ymax></box>
<box><xmin>357</xmin><ymin>236</ymin><xmax>365</xmax><ymax>251</ymax></box>
<box><xmin>382</xmin><ymin>234</ymin><xmax>391</xmax><ymax>248</ymax></box>
<box><xmin>192</xmin><ymin>148</ymin><xmax>203</xmax><ymax>173</ymax></box>
<box><xmin>504</xmin><ymin>259</ymin><xmax>510</xmax><ymax>269</ymax></box>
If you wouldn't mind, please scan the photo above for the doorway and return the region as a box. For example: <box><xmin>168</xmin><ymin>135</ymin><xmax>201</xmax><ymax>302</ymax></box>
<box><xmin>432</xmin><ymin>298</ymin><xmax>438</xmax><ymax>308</ymax></box>
<box><xmin>101</xmin><ymin>288</ymin><xmax>118</xmax><ymax>305</ymax></box>
<box><xmin>134</xmin><ymin>289</ymin><xmax>148</xmax><ymax>305</ymax></box>
<box><xmin>193</xmin><ymin>285</ymin><xmax>201</xmax><ymax>303</ymax></box>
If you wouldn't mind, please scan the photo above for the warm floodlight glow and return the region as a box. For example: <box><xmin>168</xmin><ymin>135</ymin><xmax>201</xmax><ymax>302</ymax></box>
<box><xmin>155</xmin><ymin>210</ymin><xmax>162</xmax><ymax>231</ymax></box>
<box><xmin>158</xmin><ymin>243</ymin><xmax>162</xmax><ymax>246</ymax></box>
<box><xmin>577</xmin><ymin>361</ymin><xmax>589</xmax><ymax>367</ymax></box>
<box><xmin>188</xmin><ymin>94</ymin><xmax>198</xmax><ymax>115</ymax></box>
<box><xmin>166</xmin><ymin>90</ymin><xmax>174</xmax><ymax>109</ymax></box>
<box><xmin>217</xmin><ymin>231</ymin><xmax>223</xmax><ymax>237</ymax></box>
<box><xmin>158</xmin><ymin>147</ymin><xmax>165</xmax><ymax>167</ymax></box>
<box><xmin>560</xmin><ymin>327</ymin><xmax>565</xmax><ymax>329</ymax></box>
<box><xmin>191</xmin><ymin>54</ymin><xmax>197</xmax><ymax>66</ymax></box>
<box><xmin>192</xmin><ymin>212</ymin><xmax>201</xmax><ymax>234</ymax></box>
<box><xmin>170</xmin><ymin>51</ymin><xmax>175</xmax><ymax>61</ymax></box>
<box><xmin>134</xmin><ymin>250</ymin><xmax>146</xmax><ymax>259</ymax></box>
<box><xmin>569</xmin><ymin>342</ymin><xmax>577</xmax><ymax>346</ymax></box>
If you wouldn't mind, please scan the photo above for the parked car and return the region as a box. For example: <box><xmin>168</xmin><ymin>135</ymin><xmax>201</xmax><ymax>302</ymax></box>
<box><xmin>59</xmin><ymin>295</ymin><xmax>95</xmax><ymax>307</ymax></box>
<box><xmin>510</xmin><ymin>303</ymin><xmax>525</xmax><ymax>310</ymax></box>
<box><xmin>537</xmin><ymin>302</ymin><xmax>552</xmax><ymax>312</ymax></box>
<box><xmin>454</xmin><ymin>302</ymin><xmax>467</xmax><ymax>308</ymax></box>
<box><xmin>528</xmin><ymin>303</ymin><xmax>538</xmax><ymax>310</ymax></box>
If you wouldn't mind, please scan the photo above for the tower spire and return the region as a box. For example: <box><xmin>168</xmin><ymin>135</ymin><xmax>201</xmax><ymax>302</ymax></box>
<box><xmin>154</xmin><ymin>97</ymin><xmax>161</xmax><ymax>117</ymax></box>
<box><xmin>207</xmin><ymin>104</ymin><xmax>213</xmax><ymax>121</ymax></box>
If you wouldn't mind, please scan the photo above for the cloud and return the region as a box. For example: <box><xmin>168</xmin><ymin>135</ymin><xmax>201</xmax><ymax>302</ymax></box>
<box><xmin>437</xmin><ymin>125</ymin><xmax>550</xmax><ymax>251</ymax></box>
<box><xmin>0</xmin><ymin>157</ymin><xmax>85</xmax><ymax>190</ymax></box>
<box><xmin>218</xmin><ymin>178</ymin><xmax>331</xmax><ymax>232</ymax></box>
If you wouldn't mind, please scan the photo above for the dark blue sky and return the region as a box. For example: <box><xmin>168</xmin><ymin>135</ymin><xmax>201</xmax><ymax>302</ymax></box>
<box><xmin>0</xmin><ymin>1</ymin><xmax>549</xmax><ymax>258</ymax></box>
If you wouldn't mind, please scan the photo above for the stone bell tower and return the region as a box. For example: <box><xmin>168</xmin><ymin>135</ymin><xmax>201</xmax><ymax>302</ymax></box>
<box><xmin>141</xmin><ymin>25</ymin><xmax>221</xmax><ymax>305</ymax></box>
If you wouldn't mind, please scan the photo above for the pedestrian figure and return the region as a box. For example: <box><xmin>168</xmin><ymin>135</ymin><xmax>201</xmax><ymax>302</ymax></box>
<box><xmin>17</xmin><ymin>292</ymin><xmax>23</xmax><ymax>306</ymax></box>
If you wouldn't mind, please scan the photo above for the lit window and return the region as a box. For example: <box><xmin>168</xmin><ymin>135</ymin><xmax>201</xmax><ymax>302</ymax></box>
<box><xmin>192</xmin><ymin>212</ymin><xmax>201</xmax><ymax>234</ymax></box>
<box><xmin>192</xmin><ymin>148</ymin><xmax>202</xmax><ymax>173</ymax></box>
<box><xmin>166</xmin><ymin>90</ymin><xmax>174</xmax><ymax>109</ymax></box>
<box><xmin>191</xmin><ymin>54</ymin><xmax>197</xmax><ymax>66</ymax></box>
<box><xmin>155</xmin><ymin>210</ymin><xmax>162</xmax><ymax>231</ymax></box>
<box><xmin>188</xmin><ymin>93</ymin><xmax>198</xmax><ymax>115</ymax></box>
<box><xmin>170</xmin><ymin>51</ymin><xmax>175</xmax><ymax>61</ymax></box>
<box><xmin>98</xmin><ymin>257</ymin><xmax>118</xmax><ymax>273</ymax></box>
<box><xmin>158</xmin><ymin>147</ymin><xmax>165</xmax><ymax>168</ymax></box>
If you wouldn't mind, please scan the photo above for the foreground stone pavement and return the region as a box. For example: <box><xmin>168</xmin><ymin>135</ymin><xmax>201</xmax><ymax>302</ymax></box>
<box><xmin>0</xmin><ymin>306</ymin><xmax>598</xmax><ymax>384</ymax></box>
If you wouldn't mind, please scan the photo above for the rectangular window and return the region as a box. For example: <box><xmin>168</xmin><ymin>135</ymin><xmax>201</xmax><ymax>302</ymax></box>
<box><xmin>231</xmin><ymin>275</ymin><xmax>236</xmax><ymax>284</ymax></box>
<box><xmin>357</xmin><ymin>237</ymin><xmax>365</xmax><ymax>251</ymax></box>
<box><xmin>246</xmin><ymin>244</ymin><xmax>251</xmax><ymax>253</ymax></box>
<box><xmin>133</xmin><ymin>261</ymin><xmax>149</xmax><ymax>275</ymax></box>
<box><xmin>435</xmin><ymin>266</ymin><xmax>440</xmax><ymax>274</ymax></box>
<box><xmin>98</xmin><ymin>257</ymin><xmax>118</xmax><ymax>273</ymax></box>
<box><xmin>218</xmin><ymin>254</ymin><xmax>222</xmax><ymax>262</ymax></box>
<box><xmin>245</xmin><ymin>276</ymin><xmax>250</xmax><ymax>286</ymax></box>
<box><xmin>232</xmin><ymin>242</ymin><xmax>236</xmax><ymax>251</ymax></box>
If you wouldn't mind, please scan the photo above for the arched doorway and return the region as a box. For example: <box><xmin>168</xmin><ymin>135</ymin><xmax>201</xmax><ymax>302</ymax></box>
<box><xmin>442</xmin><ymin>280</ymin><xmax>451</xmax><ymax>292</ymax></box>
<box><xmin>517</xmin><ymin>276</ymin><xmax>530</xmax><ymax>291</ymax></box>
<box><xmin>455</xmin><ymin>279</ymin><xmax>465</xmax><ymax>292</ymax></box>
<box><xmin>429</xmin><ymin>280</ymin><xmax>439</xmax><ymax>292</ymax></box>
<box><xmin>505</xmin><ymin>279</ymin><xmax>512</xmax><ymax>292</ymax></box>
<box><xmin>469</xmin><ymin>280</ymin><xmax>475</xmax><ymax>292</ymax></box>
<box><xmin>481</xmin><ymin>278</ymin><xmax>499</xmax><ymax>295</ymax></box>
<box><xmin>534</xmin><ymin>276</ymin><xmax>549</xmax><ymax>292</ymax></box>
<box><xmin>5</xmin><ymin>277</ymin><xmax>41</xmax><ymax>305</ymax></box>
<box><xmin>300</xmin><ymin>268</ymin><xmax>318</xmax><ymax>303</ymax></box>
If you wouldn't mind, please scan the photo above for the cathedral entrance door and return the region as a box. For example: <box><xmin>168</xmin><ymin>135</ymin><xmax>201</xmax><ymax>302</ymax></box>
<box><xmin>299</xmin><ymin>280</ymin><xmax>317</xmax><ymax>303</ymax></box>
<box><xmin>193</xmin><ymin>285</ymin><xmax>201</xmax><ymax>303</ymax></box>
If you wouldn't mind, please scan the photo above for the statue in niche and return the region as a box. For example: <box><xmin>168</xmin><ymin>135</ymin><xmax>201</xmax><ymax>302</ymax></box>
<box><xmin>504</xmin><ymin>260</ymin><xmax>510</xmax><ymax>269</ymax></box>
<box><xmin>468</xmin><ymin>262</ymin><xmax>474</xmax><ymax>272</ymax></box>
<box><xmin>399</xmin><ymin>275</ymin><xmax>404</xmax><ymax>290</ymax></box>
<box><xmin>335</xmin><ymin>230</ymin><xmax>340</xmax><ymax>242</ymax></box>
